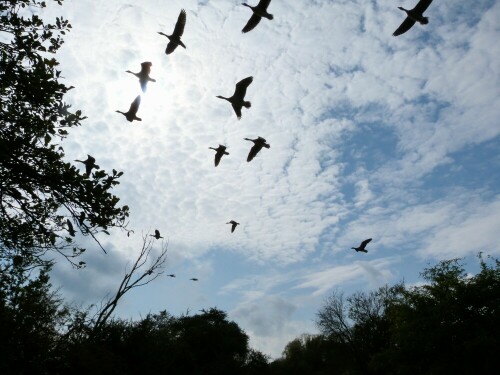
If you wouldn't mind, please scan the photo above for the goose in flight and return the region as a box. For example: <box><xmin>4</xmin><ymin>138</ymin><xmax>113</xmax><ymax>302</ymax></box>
<box><xmin>226</xmin><ymin>220</ymin><xmax>240</xmax><ymax>233</ymax></box>
<box><xmin>167</xmin><ymin>274</ymin><xmax>176</xmax><ymax>278</ymax></box>
<box><xmin>158</xmin><ymin>9</ymin><xmax>187</xmax><ymax>54</ymax></box>
<box><xmin>209</xmin><ymin>145</ymin><xmax>229</xmax><ymax>167</ymax></box>
<box><xmin>126</xmin><ymin>62</ymin><xmax>156</xmax><ymax>92</ymax></box>
<box><xmin>190</xmin><ymin>278</ymin><xmax>198</xmax><ymax>281</ymax></box>
<box><xmin>74</xmin><ymin>154</ymin><xmax>100</xmax><ymax>176</ymax></box>
<box><xmin>216</xmin><ymin>76</ymin><xmax>253</xmax><ymax>119</ymax></box>
<box><xmin>151</xmin><ymin>229</ymin><xmax>164</xmax><ymax>240</ymax></box>
<box><xmin>393</xmin><ymin>0</ymin><xmax>433</xmax><ymax>36</ymax></box>
<box><xmin>244</xmin><ymin>136</ymin><xmax>270</xmax><ymax>162</ymax></box>
<box><xmin>116</xmin><ymin>95</ymin><xmax>142</xmax><ymax>122</ymax></box>
<box><xmin>66</xmin><ymin>218</ymin><xmax>76</xmax><ymax>237</ymax></box>
<box><xmin>242</xmin><ymin>0</ymin><xmax>273</xmax><ymax>33</ymax></box>
<box><xmin>351</xmin><ymin>238</ymin><xmax>372</xmax><ymax>253</ymax></box>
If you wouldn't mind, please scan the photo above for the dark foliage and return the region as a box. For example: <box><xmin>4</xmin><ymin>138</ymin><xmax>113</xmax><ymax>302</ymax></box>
<box><xmin>0</xmin><ymin>0</ymin><xmax>129</xmax><ymax>268</ymax></box>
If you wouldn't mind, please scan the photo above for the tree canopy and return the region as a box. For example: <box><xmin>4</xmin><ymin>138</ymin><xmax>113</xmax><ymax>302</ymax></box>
<box><xmin>0</xmin><ymin>0</ymin><xmax>129</xmax><ymax>267</ymax></box>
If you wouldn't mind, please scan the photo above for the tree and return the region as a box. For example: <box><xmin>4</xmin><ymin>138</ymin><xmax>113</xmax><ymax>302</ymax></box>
<box><xmin>0</xmin><ymin>0</ymin><xmax>129</xmax><ymax>268</ymax></box>
<box><xmin>383</xmin><ymin>255</ymin><xmax>500</xmax><ymax>374</ymax></box>
<box><xmin>315</xmin><ymin>286</ymin><xmax>395</xmax><ymax>374</ymax></box>
<box><xmin>0</xmin><ymin>258</ymin><xmax>70</xmax><ymax>374</ymax></box>
<box><xmin>92</xmin><ymin>232</ymin><xmax>169</xmax><ymax>332</ymax></box>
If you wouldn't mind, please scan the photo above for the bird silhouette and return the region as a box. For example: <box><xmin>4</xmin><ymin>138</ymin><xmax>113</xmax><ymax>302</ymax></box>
<box><xmin>216</xmin><ymin>76</ymin><xmax>253</xmax><ymax>119</ymax></box>
<box><xmin>209</xmin><ymin>145</ymin><xmax>229</xmax><ymax>167</ymax></box>
<box><xmin>242</xmin><ymin>0</ymin><xmax>273</xmax><ymax>33</ymax></box>
<box><xmin>244</xmin><ymin>136</ymin><xmax>270</xmax><ymax>162</ymax></box>
<box><xmin>226</xmin><ymin>220</ymin><xmax>240</xmax><ymax>233</ymax></box>
<box><xmin>126</xmin><ymin>62</ymin><xmax>156</xmax><ymax>92</ymax></box>
<box><xmin>352</xmin><ymin>238</ymin><xmax>372</xmax><ymax>253</ymax></box>
<box><xmin>116</xmin><ymin>95</ymin><xmax>142</xmax><ymax>122</ymax></box>
<box><xmin>151</xmin><ymin>229</ymin><xmax>163</xmax><ymax>240</ymax></box>
<box><xmin>167</xmin><ymin>274</ymin><xmax>176</xmax><ymax>278</ymax></box>
<box><xmin>66</xmin><ymin>218</ymin><xmax>76</xmax><ymax>237</ymax></box>
<box><xmin>158</xmin><ymin>9</ymin><xmax>187</xmax><ymax>54</ymax></box>
<box><xmin>190</xmin><ymin>278</ymin><xmax>198</xmax><ymax>281</ymax></box>
<box><xmin>393</xmin><ymin>0</ymin><xmax>433</xmax><ymax>36</ymax></box>
<box><xmin>74</xmin><ymin>154</ymin><xmax>100</xmax><ymax>176</ymax></box>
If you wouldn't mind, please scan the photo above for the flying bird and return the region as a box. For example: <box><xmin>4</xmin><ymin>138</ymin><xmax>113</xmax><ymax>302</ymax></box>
<box><xmin>190</xmin><ymin>278</ymin><xmax>198</xmax><ymax>281</ymax></box>
<box><xmin>66</xmin><ymin>218</ymin><xmax>76</xmax><ymax>237</ymax></box>
<box><xmin>74</xmin><ymin>154</ymin><xmax>100</xmax><ymax>176</ymax></box>
<box><xmin>242</xmin><ymin>0</ymin><xmax>273</xmax><ymax>33</ymax></box>
<box><xmin>126</xmin><ymin>62</ymin><xmax>156</xmax><ymax>92</ymax></box>
<box><xmin>158</xmin><ymin>9</ymin><xmax>187</xmax><ymax>54</ymax></box>
<box><xmin>226</xmin><ymin>220</ymin><xmax>240</xmax><ymax>233</ymax></box>
<box><xmin>244</xmin><ymin>136</ymin><xmax>270</xmax><ymax>162</ymax></box>
<box><xmin>351</xmin><ymin>238</ymin><xmax>372</xmax><ymax>253</ymax></box>
<box><xmin>393</xmin><ymin>0</ymin><xmax>433</xmax><ymax>36</ymax></box>
<box><xmin>216</xmin><ymin>76</ymin><xmax>253</xmax><ymax>119</ymax></box>
<box><xmin>167</xmin><ymin>274</ymin><xmax>176</xmax><ymax>278</ymax></box>
<box><xmin>116</xmin><ymin>95</ymin><xmax>142</xmax><ymax>122</ymax></box>
<box><xmin>151</xmin><ymin>229</ymin><xmax>163</xmax><ymax>240</ymax></box>
<box><xmin>209</xmin><ymin>145</ymin><xmax>229</xmax><ymax>167</ymax></box>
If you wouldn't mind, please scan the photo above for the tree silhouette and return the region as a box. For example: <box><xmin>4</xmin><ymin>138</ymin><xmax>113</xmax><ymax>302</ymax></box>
<box><xmin>0</xmin><ymin>0</ymin><xmax>129</xmax><ymax>268</ymax></box>
<box><xmin>92</xmin><ymin>232</ymin><xmax>169</xmax><ymax>333</ymax></box>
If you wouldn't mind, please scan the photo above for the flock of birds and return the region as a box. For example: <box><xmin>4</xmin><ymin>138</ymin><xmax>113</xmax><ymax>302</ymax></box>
<box><xmin>72</xmin><ymin>0</ymin><xmax>436</xmax><ymax>278</ymax></box>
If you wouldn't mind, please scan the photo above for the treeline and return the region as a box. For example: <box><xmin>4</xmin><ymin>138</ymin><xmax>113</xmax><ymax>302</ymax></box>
<box><xmin>1</xmin><ymin>255</ymin><xmax>499</xmax><ymax>374</ymax></box>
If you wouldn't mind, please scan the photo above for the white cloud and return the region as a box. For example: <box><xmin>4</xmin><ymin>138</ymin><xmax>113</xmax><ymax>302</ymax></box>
<box><xmin>31</xmin><ymin>0</ymin><xmax>500</xmax><ymax>358</ymax></box>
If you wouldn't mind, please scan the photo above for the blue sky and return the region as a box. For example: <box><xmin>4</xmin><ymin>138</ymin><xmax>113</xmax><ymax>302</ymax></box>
<box><xmin>33</xmin><ymin>0</ymin><xmax>500</xmax><ymax>357</ymax></box>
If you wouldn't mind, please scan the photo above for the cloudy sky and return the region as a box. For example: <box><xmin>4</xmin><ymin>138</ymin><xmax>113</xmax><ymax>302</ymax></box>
<box><xmin>36</xmin><ymin>0</ymin><xmax>500</xmax><ymax>357</ymax></box>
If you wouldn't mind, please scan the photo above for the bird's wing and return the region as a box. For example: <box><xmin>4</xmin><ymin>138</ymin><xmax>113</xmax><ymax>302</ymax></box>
<box><xmin>166</xmin><ymin>41</ymin><xmax>178</xmax><ymax>54</ymax></box>
<box><xmin>414</xmin><ymin>0</ymin><xmax>433</xmax><ymax>13</ymax></box>
<box><xmin>231</xmin><ymin>224</ymin><xmax>236</xmax><ymax>232</ymax></box>
<box><xmin>242</xmin><ymin>13</ymin><xmax>262</xmax><ymax>33</ymax></box>
<box><xmin>361</xmin><ymin>238</ymin><xmax>372</xmax><ymax>248</ymax></box>
<box><xmin>129</xmin><ymin>95</ymin><xmax>141</xmax><ymax>113</ymax></box>
<box><xmin>232</xmin><ymin>103</ymin><xmax>243</xmax><ymax>119</ymax></box>
<box><xmin>234</xmin><ymin>76</ymin><xmax>253</xmax><ymax>98</ymax></box>
<box><xmin>247</xmin><ymin>144</ymin><xmax>261</xmax><ymax>162</ymax></box>
<box><xmin>140</xmin><ymin>62</ymin><xmax>152</xmax><ymax>75</ymax></box>
<box><xmin>173</xmin><ymin>9</ymin><xmax>186</xmax><ymax>37</ymax></box>
<box><xmin>257</xmin><ymin>0</ymin><xmax>272</xmax><ymax>11</ymax></box>
<box><xmin>140</xmin><ymin>79</ymin><xmax>148</xmax><ymax>93</ymax></box>
<box><xmin>393</xmin><ymin>17</ymin><xmax>416</xmax><ymax>36</ymax></box>
<box><xmin>214</xmin><ymin>151</ymin><xmax>222</xmax><ymax>166</ymax></box>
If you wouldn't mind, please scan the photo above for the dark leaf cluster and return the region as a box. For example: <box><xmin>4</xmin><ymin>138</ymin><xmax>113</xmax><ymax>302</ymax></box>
<box><xmin>0</xmin><ymin>0</ymin><xmax>129</xmax><ymax>267</ymax></box>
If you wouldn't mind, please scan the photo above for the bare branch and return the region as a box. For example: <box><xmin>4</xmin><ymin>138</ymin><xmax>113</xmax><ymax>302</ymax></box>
<box><xmin>92</xmin><ymin>231</ymin><xmax>169</xmax><ymax>332</ymax></box>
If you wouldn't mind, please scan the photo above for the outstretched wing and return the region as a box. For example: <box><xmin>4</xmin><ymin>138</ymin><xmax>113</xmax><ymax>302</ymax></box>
<box><xmin>234</xmin><ymin>76</ymin><xmax>253</xmax><ymax>99</ymax></box>
<box><xmin>414</xmin><ymin>0</ymin><xmax>433</xmax><ymax>13</ymax></box>
<box><xmin>247</xmin><ymin>144</ymin><xmax>261</xmax><ymax>162</ymax></box>
<box><xmin>257</xmin><ymin>0</ymin><xmax>272</xmax><ymax>11</ymax></box>
<box><xmin>360</xmin><ymin>238</ymin><xmax>372</xmax><ymax>249</ymax></box>
<box><xmin>173</xmin><ymin>9</ymin><xmax>186</xmax><ymax>37</ymax></box>
<box><xmin>166</xmin><ymin>41</ymin><xmax>177</xmax><ymax>54</ymax></box>
<box><xmin>129</xmin><ymin>95</ymin><xmax>141</xmax><ymax>114</ymax></box>
<box><xmin>232</xmin><ymin>103</ymin><xmax>243</xmax><ymax>119</ymax></box>
<box><xmin>242</xmin><ymin>13</ymin><xmax>262</xmax><ymax>33</ymax></box>
<box><xmin>214</xmin><ymin>151</ymin><xmax>223</xmax><ymax>166</ymax></box>
<box><xmin>393</xmin><ymin>17</ymin><xmax>416</xmax><ymax>36</ymax></box>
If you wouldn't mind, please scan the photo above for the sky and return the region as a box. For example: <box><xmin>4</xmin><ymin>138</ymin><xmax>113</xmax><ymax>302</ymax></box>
<box><xmin>32</xmin><ymin>0</ymin><xmax>500</xmax><ymax>357</ymax></box>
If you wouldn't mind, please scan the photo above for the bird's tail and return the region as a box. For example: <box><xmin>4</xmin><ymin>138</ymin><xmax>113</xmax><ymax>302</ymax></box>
<box><xmin>243</xmin><ymin>101</ymin><xmax>251</xmax><ymax>108</ymax></box>
<box><xmin>267</xmin><ymin>14</ymin><xmax>274</xmax><ymax>20</ymax></box>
